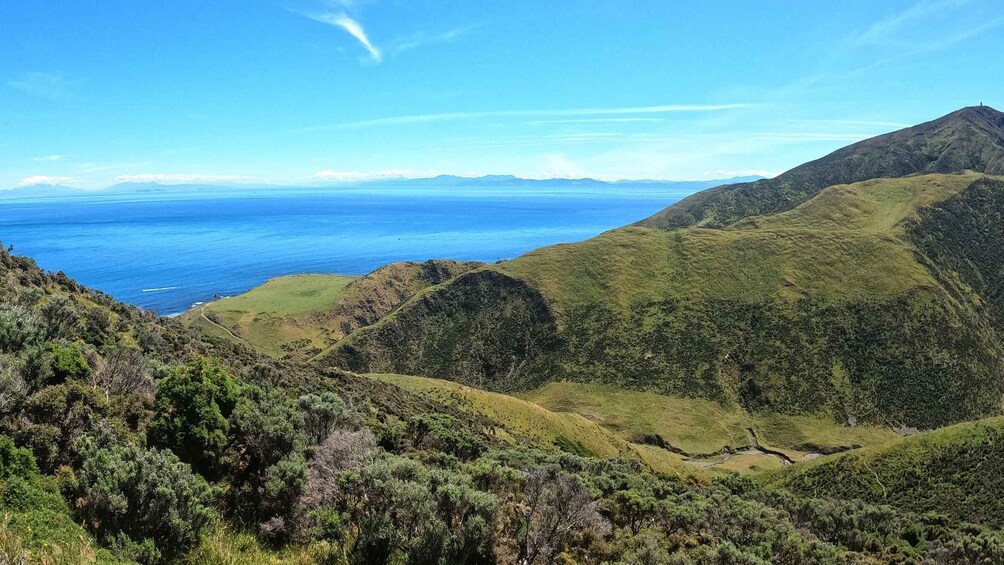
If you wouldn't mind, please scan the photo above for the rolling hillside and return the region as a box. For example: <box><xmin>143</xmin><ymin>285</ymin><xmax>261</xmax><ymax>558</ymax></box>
<box><xmin>767</xmin><ymin>416</ymin><xmax>1004</xmax><ymax>528</ymax></box>
<box><xmin>317</xmin><ymin>107</ymin><xmax>1004</xmax><ymax>429</ymax></box>
<box><xmin>365</xmin><ymin>374</ymin><xmax>898</xmax><ymax>475</ymax></box>
<box><xmin>10</xmin><ymin>108</ymin><xmax>1004</xmax><ymax>563</ymax></box>
<box><xmin>182</xmin><ymin>259</ymin><xmax>481</xmax><ymax>361</ymax></box>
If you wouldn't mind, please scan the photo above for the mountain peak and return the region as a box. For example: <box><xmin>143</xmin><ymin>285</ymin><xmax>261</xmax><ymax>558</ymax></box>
<box><xmin>639</xmin><ymin>105</ymin><xmax>1004</xmax><ymax>229</ymax></box>
<box><xmin>949</xmin><ymin>104</ymin><xmax>1002</xmax><ymax>120</ymax></box>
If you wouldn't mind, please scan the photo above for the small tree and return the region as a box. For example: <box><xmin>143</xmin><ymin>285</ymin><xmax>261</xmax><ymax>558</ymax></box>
<box><xmin>298</xmin><ymin>392</ymin><xmax>352</xmax><ymax>445</ymax></box>
<box><xmin>49</xmin><ymin>344</ymin><xmax>91</xmax><ymax>383</ymax></box>
<box><xmin>92</xmin><ymin>347</ymin><xmax>154</xmax><ymax>397</ymax></box>
<box><xmin>147</xmin><ymin>360</ymin><xmax>239</xmax><ymax>479</ymax></box>
<box><xmin>39</xmin><ymin>295</ymin><xmax>78</xmax><ymax>340</ymax></box>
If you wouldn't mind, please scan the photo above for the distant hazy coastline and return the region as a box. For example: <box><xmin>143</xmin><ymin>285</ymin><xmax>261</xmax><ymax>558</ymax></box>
<box><xmin>0</xmin><ymin>180</ymin><xmax>742</xmax><ymax>314</ymax></box>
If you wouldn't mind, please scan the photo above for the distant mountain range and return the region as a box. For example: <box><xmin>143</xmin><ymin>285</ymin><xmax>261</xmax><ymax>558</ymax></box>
<box><xmin>0</xmin><ymin>175</ymin><xmax>766</xmax><ymax>200</ymax></box>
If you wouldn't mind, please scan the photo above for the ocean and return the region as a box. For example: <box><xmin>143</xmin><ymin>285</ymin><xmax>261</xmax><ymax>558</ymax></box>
<box><xmin>0</xmin><ymin>185</ymin><xmax>689</xmax><ymax>315</ymax></box>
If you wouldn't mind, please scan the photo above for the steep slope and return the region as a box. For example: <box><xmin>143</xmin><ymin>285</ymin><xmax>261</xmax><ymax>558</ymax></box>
<box><xmin>320</xmin><ymin>163</ymin><xmax>1004</xmax><ymax>427</ymax></box>
<box><xmin>766</xmin><ymin>417</ymin><xmax>1004</xmax><ymax>528</ymax></box>
<box><xmin>365</xmin><ymin>373</ymin><xmax>698</xmax><ymax>475</ymax></box>
<box><xmin>639</xmin><ymin>105</ymin><xmax>1004</xmax><ymax>229</ymax></box>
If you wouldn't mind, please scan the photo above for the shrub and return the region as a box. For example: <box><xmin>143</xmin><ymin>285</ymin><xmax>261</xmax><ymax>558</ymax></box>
<box><xmin>21</xmin><ymin>381</ymin><xmax>110</xmax><ymax>471</ymax></box>
<box><xmin>39</xmin><ymin>295</ymin><xmax>79</xmax><ymax>340</ymax></box>
<box><xmin>226</xmin><ymin>385</ymin><xmax>306</xmax><ymax>537</ymax></box>
<box><xmin>406</xmin><ymin>414</ymin><xmax>487</xmax><ymax>460</ymax></box>
<box><xmin>147</xmin><ymin>360</ymin><xmax>239</xmax><ymax>479</ymax></box>
<box><xmin>0</xmin><ymin>304</ymin><xmax>44</xmax><ymax>353</ymax></box>
<box><xmin>74</xmin><ymin>438</ymin><xmax>215</xmax><ymax>563</ymax></box>
<box><xmin>298</xmin><ymin>392</ymin><xmax>351</xmax><ymax>445</ymax></box>
<box><xmin>50</xmin><ymin>344</ymin><xmax>91</xmax><ymax>383</ymax></box>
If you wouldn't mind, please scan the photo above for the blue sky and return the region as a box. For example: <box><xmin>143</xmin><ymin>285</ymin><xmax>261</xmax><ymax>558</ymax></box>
<box><xmin>1</xmin><ymin>0</ymin><xmax>1001</xmax><ymax>188</ymax></box>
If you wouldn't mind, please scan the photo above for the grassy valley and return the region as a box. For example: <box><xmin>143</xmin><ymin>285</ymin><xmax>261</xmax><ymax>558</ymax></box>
<box><xmin>523</xmin><ymin>381</ymin><xmax>899</xmax><ymax>457</ymax></box>
<box><xmin>367</xmin><ymin>374</ymin><xmax>898</xmax><ymax>475</ymax></box>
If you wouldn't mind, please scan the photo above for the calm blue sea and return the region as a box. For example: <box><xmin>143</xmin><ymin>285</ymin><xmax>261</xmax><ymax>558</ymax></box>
<box><xmin>0</xmin><ymin>186</ymin><xmax>688</xmax><ymax>315</ymax></box>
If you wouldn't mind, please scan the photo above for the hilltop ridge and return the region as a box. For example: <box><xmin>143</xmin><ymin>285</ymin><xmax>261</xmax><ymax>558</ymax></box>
<box><xmin>638</xmin><ymin>105</ymin><xmax>1004</xmax><ymax>229</ymax></box>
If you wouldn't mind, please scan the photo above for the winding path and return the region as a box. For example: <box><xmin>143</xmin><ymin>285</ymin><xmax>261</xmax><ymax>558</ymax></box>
<box><xmin>199</xmin><ymin>303</ymin><xmax>253</xmax><ymax>346</ymax></box>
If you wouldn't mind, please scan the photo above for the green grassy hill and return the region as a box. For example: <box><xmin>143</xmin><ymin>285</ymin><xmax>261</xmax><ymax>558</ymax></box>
<box><xmin>182</xmin><ymin>259</ymin><xmax>481</xmax><ymax>361</ymax></box>
<box><xmin>766</xmin><ymin>417</ymin><xmax>1004</xmax><ymax>528</ymax></box>
<box><xmin>183</xmin><ymin>273</ymin><xmax>357</xmax><ymax>357</ymax></box>
<box><xmin>321</xmin><ymin>166</ymin><xmax>1004</xmax><ymax>428</ymax></box>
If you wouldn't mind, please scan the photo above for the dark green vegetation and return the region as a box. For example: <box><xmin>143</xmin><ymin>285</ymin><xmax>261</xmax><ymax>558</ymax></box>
<box><xmin>7</xmin><ymin>106</ymin><xmax>1004</xmax><ymax>563</ymax></box>
<box><xmin>768</xmin><ymin>417</ymin><xmax>1004</xmax><ymax>530</ymax></box>
<box><xmin>319</xmin><ymin>107</ymin><xmax>1004</xmax><ymax>430</ymax></box>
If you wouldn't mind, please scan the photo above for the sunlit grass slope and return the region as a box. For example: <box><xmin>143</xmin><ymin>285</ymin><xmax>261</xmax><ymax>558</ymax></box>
<box><xmin>731</xmin><ymin>172</ymin><xmax>984</xmax><ymax>234</ymax></box>
<box><xmin>366</xmin><ymin>373</ymin><xmax>698</xmax><ymax>476</ymax></box>
<box><xmin>188</xmin><ymin>274</ymin><xmax>356</xmax><ymax>357</ymax></box>
<box><xmin>367</xmin><ymin>375</ymin><xmax>899</xmax><ymax>477</ymax></box>
<box><xmin>494</xmin><ymin>173</ymin><xmax>987</xmax><ymax>314</ymax></box>
<box><xmin>523</xmin><ymin>381</ymin><xmax>897</xmax><ymax>456</ymax></box>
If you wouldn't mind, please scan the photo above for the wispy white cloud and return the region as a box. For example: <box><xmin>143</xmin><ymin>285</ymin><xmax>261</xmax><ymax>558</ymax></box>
<box><xmin>312</xmin><ymin>168</ymin><xmax>441</xmax><ymax>182</ymax></box>
<box><xmin>309</xmin><ymin>13</ymin><xmax>382</xmax><ymax>62</ymax></box>
<box><xmin>388</xmin><ymin>25</ymin><xmax>476</xmax><ymax>55</ymax></box>
<box><xmin>845</xmin><ymin>0</ymin><xmax>1002</xmax><ymax>61</ymax></box>
<box><xmin>7</xmin><ymin>72</ymin><xmax>72</xmax><ymax>101</ymax></box>
<box><xmin>16</xmin><ymin>175</ymin><xmax>78</xmax><ymax>187</ymax></box>
<box><xmin>392</xmin><ymin>130</ymin><xmax>875</xmax><ymax>154</ymax></box>
<box><xmin>32</xmin><ymin>154</ymin><xmax>65</xmax><ymax>162</ymax></box>
<box><xmin>854</xmin><ymin>0</ymin><xmax>966</xmax><ymax>46</ymax></box>
<box><xmin>114</xmin><ymin>173</ymin><xmax>254</xmax><ymax>184</ymax></box>
<box><xmin>303</xmin><ymin>103</ymin><xmax>753</xmax><ymax>131</ymax></box>
<box><xmin>529</xmin><ymin>118</ymin><xmax>666</xmax><ymax>125</ymax></box>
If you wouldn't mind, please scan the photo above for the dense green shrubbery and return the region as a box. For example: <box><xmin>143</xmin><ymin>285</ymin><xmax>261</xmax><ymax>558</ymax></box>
<box><xmin>557</xmin><ymin>289</ymin><xmax>1002</xmax><ymax>428</ymax></box>
<box><xmin>147</xmin><ymin>360</ymin><xmax>240</xmax><ymax>479</ymax></box>
<box><xmin>327</xmin><ymin>270</ymin><xmax>562</xmax><ymax>392</ymax></box>
<box><xmin>0</xmin><ymin>435</ymin><xmax>128</xmax><ymax>564</ymax></box>
<box><xmin>74</xmin><ymin>438</ymin><xmax>215</xmax><ymax>563</ymax></box>
<box><xmin>909</xmin><ymin>177</ymin><xmax>1004</xmax><ymax>333</ymax></box>
<box><xmin>768</xmin><ymin>417</ymin><xmax>1004</xmax><ymax>530</ymax></box>
<box><xmin>5</xmin><ymin>229</ymin><xmax>1004</xmax><ymax>564</ymax></box>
